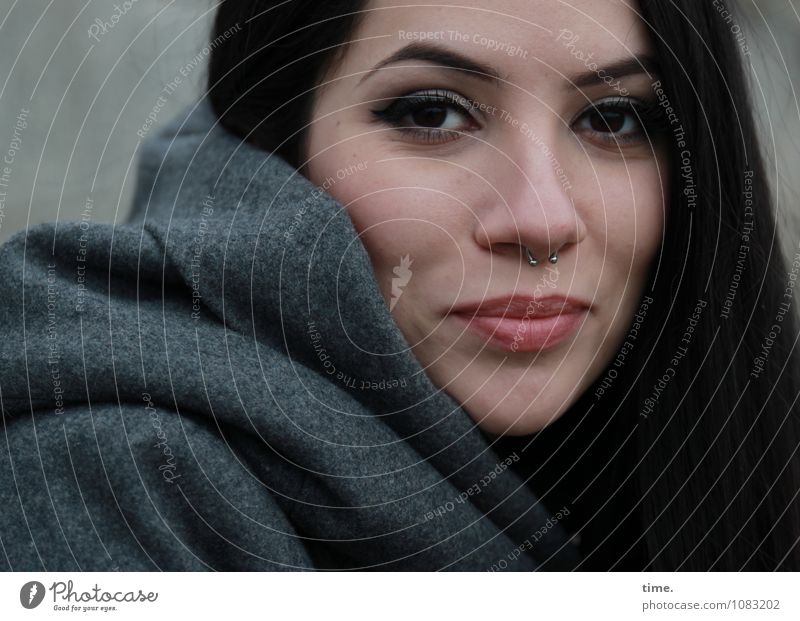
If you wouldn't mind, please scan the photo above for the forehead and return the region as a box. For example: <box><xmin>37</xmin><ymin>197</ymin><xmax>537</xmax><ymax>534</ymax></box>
<box><xmin>360</xmin><ymin>0</ymin><xmax>645</xmax><ymax>38</ymax></box>
<box><xmin>346</xmin><ymin>0</ymin><xmax>653</xmax><ymax>81</ymax></box>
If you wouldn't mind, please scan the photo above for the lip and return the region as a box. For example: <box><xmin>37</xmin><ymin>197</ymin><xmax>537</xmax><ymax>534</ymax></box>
<box><xmin>449</xmin><ymin>294</ymin><xmax>590</xmax><ymax>353</ymax></box>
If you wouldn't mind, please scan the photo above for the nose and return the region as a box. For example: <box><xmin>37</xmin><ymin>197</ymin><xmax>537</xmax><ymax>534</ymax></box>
<box><xmin>474</xmin><ymin>131</ymin><xmax>586</xmax><ymax>265</ymax></box>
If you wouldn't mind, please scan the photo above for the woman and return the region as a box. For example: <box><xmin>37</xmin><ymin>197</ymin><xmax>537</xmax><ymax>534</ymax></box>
<box><xmin>0</xmin><ymin>0</ymin><xmax>797</xmax><ymax>571</ymax></box>
<box><xmin>209</xmin><ymin>0</ymin><xmax>800</xmax><ymax>569</ymax></box>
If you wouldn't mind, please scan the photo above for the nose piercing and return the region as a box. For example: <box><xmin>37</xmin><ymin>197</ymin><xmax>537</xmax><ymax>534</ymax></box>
<box><xmin>525</xmin><ymin>247</ymin><xmax>558</xmax><ymax>266</ymax></box>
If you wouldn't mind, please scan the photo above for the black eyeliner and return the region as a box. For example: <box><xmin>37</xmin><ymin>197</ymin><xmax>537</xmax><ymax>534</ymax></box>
<box><xmin>370</xmin><ymin>88</ymin><xmax>476</xmax><ymax>126</ymax></box>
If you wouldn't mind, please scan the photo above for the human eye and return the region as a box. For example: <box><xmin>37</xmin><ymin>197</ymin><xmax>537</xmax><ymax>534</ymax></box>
<box><xmin>369</xmin><ymin>88</ymin><xmax>482</xmax><ymax>145</ymax></box>
<box><xmin>572</xmin><ymin>95</ymin><xmax>668</xmax><ymax>147</ymax></box>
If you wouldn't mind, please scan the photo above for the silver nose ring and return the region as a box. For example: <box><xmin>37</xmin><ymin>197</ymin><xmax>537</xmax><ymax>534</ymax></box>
<box><xmin>525</xmin><ymin>247</ymin><xmax>558</xmax><ymax>266</ymax></box>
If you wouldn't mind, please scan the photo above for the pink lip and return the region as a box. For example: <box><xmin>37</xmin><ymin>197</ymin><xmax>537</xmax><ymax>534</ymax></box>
<box><xmin>449</xmin><ymin>295</ymin><xmax>590</xmax><ymax>353</ymax></box>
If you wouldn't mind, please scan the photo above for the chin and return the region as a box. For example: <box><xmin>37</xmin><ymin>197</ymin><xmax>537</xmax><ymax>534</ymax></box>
<box><xmin>460</xmin><ymin>395</ymin><xmax>570</xmax><ymax>437</ymax></box>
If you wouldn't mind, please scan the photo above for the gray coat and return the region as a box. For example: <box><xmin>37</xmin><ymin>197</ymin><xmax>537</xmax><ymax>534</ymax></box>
<box><xmin>0</xmin><ymin>99</ymin><xmax>581</xmax><ymax>571</ymax></box>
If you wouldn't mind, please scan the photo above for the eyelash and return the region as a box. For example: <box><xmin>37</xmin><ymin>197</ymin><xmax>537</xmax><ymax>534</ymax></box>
<box><xmin>369</xmin><ymin>89</ymin><xmax>669</xmax><ymax>147</ymax></box>
<box><xmin>370</xmin><ymin>88</ymin><xmax>479</xmax><ymax>145</ymax></box>
<box><xmin>574</xmin><ymin>96</ymin><xmax>670</xmax><ymax>146</ymax></box>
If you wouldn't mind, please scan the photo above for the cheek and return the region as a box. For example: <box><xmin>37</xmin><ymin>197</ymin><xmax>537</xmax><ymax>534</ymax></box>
<box><xmin>308</xmin><ymin>154</ymin><xmax>464</xmax><ymax>288</ymax></box>
<box><xmin>590</xmin><ymin>164</ymin><xmax>667</xmax><ymax>267</ymax></box>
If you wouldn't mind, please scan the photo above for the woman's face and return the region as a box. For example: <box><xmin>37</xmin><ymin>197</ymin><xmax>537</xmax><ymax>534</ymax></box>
<box><xmin>302</xmin><ymin>0</ymin><xmax>669</xmax><ymax>435</ymax></box>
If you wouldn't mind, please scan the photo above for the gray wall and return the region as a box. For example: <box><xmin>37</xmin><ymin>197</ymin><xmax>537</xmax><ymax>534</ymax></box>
<box><xmin>739</xmin><ymin>1</ymin><xmax>800</xmax><ymax>261</ymax></box>
<box><xmin>1</xmin><ymin>1</ymin><xmax>798</xmax><ymax>260</ymax></box>
<box><xmin>0</xmin><ymin>0</ymin><xmax>215</xmax><ymax>243</ymax></box>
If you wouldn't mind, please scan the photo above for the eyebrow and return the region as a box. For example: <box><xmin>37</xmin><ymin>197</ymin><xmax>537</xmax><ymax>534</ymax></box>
<box><xmin>358</xmin><ymin>41</ymin><xmax>660</xmax><ymax>90</ymax></box>
<box><xmin>569</xmin><ymin>55</ymin><xmax>661</xmax><ymax>89</ymax></box>
<box><xmin>358</xmin><ymin>42</ymin><xmax>505</xmax><ymax>86</ymax></box>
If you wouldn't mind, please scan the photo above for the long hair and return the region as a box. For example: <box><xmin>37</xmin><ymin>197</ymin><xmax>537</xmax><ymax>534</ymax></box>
<box><xmin>207</xmin><ymin>0</ymin><xmax>800</xmax><ymax>570</ymax></box>
<box><xmin>628</xmin><ymin>0</ymin><xmax>800</xmax><ymax>570</ymax></box>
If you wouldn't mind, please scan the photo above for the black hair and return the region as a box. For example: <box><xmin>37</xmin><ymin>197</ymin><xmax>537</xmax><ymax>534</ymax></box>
<box><xmin>207</xmin><ymin>1</ymin><xmax>366</xmax><ymax>169</ymax></box>
<box><xmin>207</xmin><ymin>0</ymin><xmax>800</xmax><ymax>570</ymax></box>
